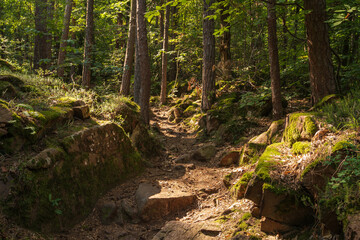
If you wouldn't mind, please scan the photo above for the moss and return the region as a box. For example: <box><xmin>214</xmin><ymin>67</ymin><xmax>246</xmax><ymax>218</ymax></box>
<box><xmin>40</xmin><ymin>106</ymin><xmax>71</xmax><ymax>123</ymax></box>
<box><xmin>55</xmin><ymin>97</ymin><xmax>78</xmax><ymax>107</ymax></box>
<box><xmin>263</xmin><ymin>183</ymin><xmax>287</xmax><ymax>195</ymax></box>
<box><xmin>300</xmin><ymin>158</ymin><xmax>323</xmax><ymax>180</ymax></box>
<box><xmin>254</xmin><ymin>143</ymin><xmax>284</xmax><ymax>181</ymax></box>
<box><xmin>292</xmin><ymin>141</ymin><xmax>311</xmax><ymax>155</ymax></box>
<box><xmin>283</xmin><ymin>112</ymin><xmax>318</xmax><ymax>145</ymax></box>
<box><xmin>230</xmin><ymin>172</ymin><xmax>254</xmax><ymax>198</ymax></box>
<box><xmin>0</xmin><ymin>98</ymin><xmax>9</xmax><ymax>107</ymax></box>
<box><xmin>332</xmin><ymin>140</ymin><xmax>353</xmax><ymax>153</ymax></box>
<box><xmin>312</xmin><ymin>94</ymin><xmax>340</xmax><ymax>110</ymax></box>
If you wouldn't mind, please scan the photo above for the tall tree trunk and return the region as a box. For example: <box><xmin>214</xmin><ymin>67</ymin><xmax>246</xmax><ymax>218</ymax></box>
<box><xmin>34</xmin><ymin>0</ymin><xmax>52</xmax><ymax>71</ymax></box>
<box><xmin>201</xmin><ymin>0</ymin><xmax>216</xmax><ymax>112</ymax></box>
<box><xmin>168</xmin><ymin>6</ymin><xmax>178</xmax><ymax>84</ymax></box>
<box><xmin>219</xmin><ymin>2</ymin><xmax>231</xmax><ymax>80</ymax></box>
<box><xmin>137</xmin><ymin>0</ymin><xmax>151</xmax><ymax>124</ymax></box>
<box><xmin>70</xmin><ymin>12</ymin><xmax>77</xmax><ymax>79</ymax></box>
<box><xmin>160</xmin><ymin>3</ymin><xmax>170</xmax><ymax>104</ymax></box>
<box><xmin>159</xmin><ymin>0</ymin><xmax>164</xmax><ymax>40</ymax></box>
<box><xmin>116</xmin><ymin>13</ymin><xmax>125</xmax><ymax>49</ymax></box>
<box><xmin>57</xmin><ymin>0</ymin><xmax>73</xmax><ymax>78</ymax></box>
<box><xmin>134</xmin><ymin>38</ymin><xmax>141</xmax><ymax>104</ymax></box>
<box><xmin>267</xmin><ymin>0</ymin><xmax>283</xmax><ymax>119</ymax></box>
<box><xmin>120</xmin><ymin>0</ymin><xmax>137</xmax><ymax>96</ymax></box>
<box><xmin>82</xmin><ymin>0</ymin><xmax>94</xmax><ymax>88</ymax></box>
<box><xmin>304</xmin><ymin>0</ymin><xmax>336</xmax><ymax>104</ymax></box>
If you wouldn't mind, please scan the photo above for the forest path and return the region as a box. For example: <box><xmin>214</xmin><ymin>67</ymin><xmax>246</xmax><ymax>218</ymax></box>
<box><xmin>52</xmin><ymin>104</ymin><xmax>250</xmax><ymax>240</ymax></box>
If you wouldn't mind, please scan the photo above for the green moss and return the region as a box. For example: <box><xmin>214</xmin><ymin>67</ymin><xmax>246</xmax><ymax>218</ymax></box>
<box><xmin>292</xmin><ymin>141</ymin><xmax>311</xmax><ymax>155</ymax></box>
<box><xmin>263</xmin><ymin>183</ymin><xmax>287</xmax><ymax>195</ymax></box>
<box><xmin>40</xmin><ymin>106</ymin><xmax>71</xmax><ymax>122</ymax></box>
<box><xmin>283</xmin><ymin>113</ymin><xmax>318</xmax><ymax>146</ymax></box>
<box><xmin>254</xmin><ymin>143</ymin><xmax>284</xmax><ymax>181</ymax></box>
<box><xmin>332</xmin><ymin>140</ymin><xmax>353</xmax><ymax>153</ymax></box>
<box><xmin>0</xmin><ymin>98</ymin><xmax>9</xmax><ymax>107</ymax></box>
<box><xmin>56</xmin><ymin>97</ymin><xmax>78</xmax><ymax>107</ymax></box>
<box><xmin>231</xmin><ymin>172</ymin><xmax>254</xmax><ymax>198</ymax></box>
<box><xmin>313</xmin><ymin>94</ymin><xmax>339</xmax><ymax>110</ymax></box>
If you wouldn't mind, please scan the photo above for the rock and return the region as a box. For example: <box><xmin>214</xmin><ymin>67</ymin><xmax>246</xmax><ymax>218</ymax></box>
<box><xmin>26</xmin><ymin>148</ymin><xmax>65</xmax><ymax>170</ymax></box>
<box><xmin>73</xmin><ymin>105</ymin><xmax>90</xmax><ymax>119</ymax></box>
<box><xmin>0</xmin><ymin>176</ymin><xmax>13</xmax><ymax>200</ymax></box>
<box><xmin>152</xmin><ymin>221</ymin><xmax>220</xmax><ymax>240</ymax></box>
<box><xmin>244</xmin><ymin>176</ymin><xmax>264</xmax><ymax>206</ymax></box>
<box><xmin>250</xmin><ymin>205</ymin><xmax>261</xmax><ymax>218</ymax></box>
<box><xmin>130</xmin><ymin>124</ymin><xmax>161</xmax><ymax>158</ymax></box>
<box><xmin>219</xmin><ymin>151</ymin><xmax>240</xmax><ymax>166</ymax></box>
<box><xmin>0</xmin><ymin>81</ymin><xmax>17</xmax><ymax>99</ymax></box>
<box><xmin>239</xmin><ymin>143</ymin><xmax>266</xmax><ymax>165</ymax></box>
<box><xmin>260</xmin><ymin>185</ymin><xmax>313</xmax><ymax>226</ymax></box>
<box><xmin>192</xmin><ymin>143</ymin><xmax>216</xmax><ymax>162</ymax></box>
<box><xmin>0</xmin><ymin>105</ymin><xmax>12</xmax><ymax>123</ymax></box>
<box><xmin>121</xmin><ymin>199</ymin><xmax>138</xmax><ymax>221</ymax></box>
<box><xmin>260</xmin><ymin>217</ymin><xmax>294</xmax><ymax>234</ymax></box>
<box><xmin>5</xmin><ymin>123</ymin><xmax>143</xmax><ymax>232</ymax></box>
<box><xmin>283</xmin><ymin>113</ymin><xmax>318</xmax><ymax>146</ymax></box>
<box><xmin>206</xmin><ymin>114</ymin><xmax>220</xmax><ymax>134</ymax></box>
<box><xmin>0</xmin><ymin>128</ymin><xmax>7</xmax><ymax>137</ymax></box>
<box><xmin>136</xmin><ymin>182</ymin><xmax>196</xmax><ymax>221</ymax></box>
<box><xmin>346</xmin><ymin>213</ymin><xmax>360</xmax><ymax>240</ymax></box>
<box><xmin>175</xmin><ymin>154</ymin><xmax>191</xmax><ymax>163</ymax></box>
<box><xmin>98</xmin><ymin>200</ymin><xmax>124</xmax><ymax>225</ymax></box>
<box><xmin>0</xmin><ymin>75</ymin><xmax>24</xmax><ymax>87</ymax></box>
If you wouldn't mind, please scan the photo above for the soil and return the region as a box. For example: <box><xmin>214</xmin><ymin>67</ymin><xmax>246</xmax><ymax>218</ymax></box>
<box><xmin>0</xmin><ymin>103</ymin><xmax>282</xmax><ymax>240</ymax></box>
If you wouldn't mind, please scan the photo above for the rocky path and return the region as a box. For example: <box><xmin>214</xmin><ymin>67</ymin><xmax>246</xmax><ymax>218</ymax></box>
<box><xmin>49</xmin><ymin>105</ymin><xmax>254</xmax><ymax>240</ymax></box>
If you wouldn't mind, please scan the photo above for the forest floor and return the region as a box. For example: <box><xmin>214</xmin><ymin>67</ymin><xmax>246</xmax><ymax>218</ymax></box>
<box><xmin>0</xmin><ymin>99</ymin><xmax>311</xmax><ymax>240</ymax></box>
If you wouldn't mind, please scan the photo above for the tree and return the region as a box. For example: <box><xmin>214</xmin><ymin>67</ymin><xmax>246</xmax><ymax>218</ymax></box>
<box><xmin>267</xmin><ymin>0</ymin><xmax>283</xmax><ymax>119</ymax></box>
<box><xmin>201</xmin><ymin>0</ymin><xmax>216</xmax><ymax>112</ymax></box>
<box><xmin>120</xmin><ymin>0</ymin><xmax>137</xmax><ymax>96</ymax></box>
<box><xmin>34</xmin><ymin>0</ymin><xmax>52</xmax><ymax>71</ymax></box>
<box><xmin>304</xmin><ymin>0</ymin><xmax>336</xmax><ymax>104</ymax></box>
<box><xmin>57</xmin><ymin>0</ymin><xmax>73</xmax><ymax>78</ymax></box>
<box><xmin>82</xmin><ymin>0</ymin><xmax>95</xmax><ymax>88</ymax></box>
<box><xmin>219</xmin><ymin>1</ymin><xmax>231</xmax><ymax>80</ymax></box>
<box><xmin>160</xmin><ymin>2</ymin><xmax>170</xmax><ymax>104</ymax></box>
<box><xmin>137</xmin><ymin>0</ymin><xmax>152</xmax><ymax>124</ymax></box>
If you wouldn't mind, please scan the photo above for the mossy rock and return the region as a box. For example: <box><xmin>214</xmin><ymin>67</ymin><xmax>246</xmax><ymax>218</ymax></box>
<box><xmin>0</xmin><ymin>80</ymin><xmax>17</xmax><ymax>99</ymax></box>
<box><xmin>130</xmin><ymin>124</ymin><xmax>162</xmax><ymax>158</ymax></box>
<box><xmin>283</xmin><ymin>113</ymin><xmax>318</xmax><ymax>146</ymax></box>
<box><xmin>0</xmin><ymin>75</ymin><xmax>24</xmax><ymax>87</ymax></box>
<box><xmin>239</xmin><ymin>142</ymin><xmax>267</xmax><ymax>165</ymax></box>
<box><xmin>111</xmin><ymin>98</ymin><xmax>141</xmax><ymax>134</ymax></box>
<box><xmin>3</xmin><ymin>123</ymin><xmax>143</xmax><ymax>232</ymax></box>
<box><xmin>230</xmin><ymin>172</ymin><xmax>253</xmax><ymax>199</ymax></box>
<box><xmin>292</xmin><ymin>141</ymin><xmax>311</xmax><ymax>155</ymax></box>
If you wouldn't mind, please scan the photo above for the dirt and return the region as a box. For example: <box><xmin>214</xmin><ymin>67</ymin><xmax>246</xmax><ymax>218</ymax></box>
<box><xmin>0</xmin><ymin>104</ymin><xmax>273</xmax><ymax>240</ymax></box>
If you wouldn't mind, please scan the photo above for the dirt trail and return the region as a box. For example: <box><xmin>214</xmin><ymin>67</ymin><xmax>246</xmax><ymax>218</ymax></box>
<box><xmin>0</xmin><ymin>105</ymin><xmax>255</xmax><ymax>240</ymax></box>
<box><xmin>50</xmin><ymin>105</ymin><xmax>248</xmax><ymax>240</ymax></box>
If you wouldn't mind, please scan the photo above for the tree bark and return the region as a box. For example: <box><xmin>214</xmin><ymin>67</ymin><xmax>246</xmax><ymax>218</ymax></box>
<box><xmin>201</xmin><ymin>0</ymin><xmax>216</xmax><ymax>112</ymax></box>
<box><xmin>160</xmin><ymin>3</ymin><xmax>170</xmax><ymax>104</ymax></box>
<box><xmin>137</xmin><ymin>0</ymin><xmax>151</xmax><ymax>124</ymax></box>
<box><xmin>219</xmin><ymin>2</ymin><xmax>231</xmax><ymax>80</ymax></box>
<box><xmin>134</xmin><ymin>38</ymin><xmax>141</xmax><ymax>104</ymax></box>
<box><xmin>304</xmin><ymin>0</ymin><xmax>336</xmax><ymax>104</ymax></box>
<box><xmin>82</xmin><ymin>0</ymin><xmax>95</xmax><ymax>88</ymax></box>
<box><xmin>120</xmin><ymin>0</ymin><xmax>137</xmax><ymax>96</ymax></box>
<box><xmin>57</xmin><ymin>0</ymin><xmax>73</xmax><ymax>78</ymax></box>
<box><xmin>34</xmin><ymin>0</ymin><xmax>52</xmax><ymax>71</ymax></box>
<box><xmin>267</xmin><ymin>0</ymin><xmax>283</xmax><ymax>119</ymax></box>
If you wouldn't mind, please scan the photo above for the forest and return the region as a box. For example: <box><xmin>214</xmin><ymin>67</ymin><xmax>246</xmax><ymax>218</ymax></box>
<box><xmin>0</xmin><ymin>0</ymin><xmax>360</xmax><ymax>239</ymax></box>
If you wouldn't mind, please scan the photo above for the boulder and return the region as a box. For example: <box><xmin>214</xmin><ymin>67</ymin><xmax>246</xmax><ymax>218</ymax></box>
<box><xmin>260</xmin><ymin>217</ymin><xmax>294</xmax><ymax>234</ymax></box>
<box><xmin>73</xmin><ymin>105</ymin><xmax>90</xmax><ymax>119</ymax></box>
<box><xmin>283</xmin><ymin>113</ymin><xmax>318</xmax><ymax>146</ymax></box>
<box><xmin>0</xmin><ymin>104</ymin><xmax>12</xmax><ymax>123</ymax></box>
<box><xmin>206</xmin><ymin>114</ymin><xmax>220</xmax><ymax>134</ymax></box>
<box><xmin>136</xmin><ymin>182</ymin><xmax>196</xmax><ymax>221</ymax></box>
<box><xmin>219</xmin><ymin>151</ymin><xmax>240</xmax><ymax>167</ymax></box>
<box><xmin>98</xmin><ymin>200</ymin><xmax>124</xmax><ymax>225</ymax></box>
<box><xmin>4</xmin><ymin>123</ymin><xmax>143</xmax><ymax>232</ymax></box>
<box><xmin>26</xmin><ymin>148</ymin><xmax>65</xmax><ymax>170</ymax></box>
<box><xmin>260</xmin><ymin>184</ymin><xmax>313</xmax><ymax>226</ymax></box>
<box><xmin>152</xmin><ymin>221</ymin><xmax>221</xmax><ymax>240</ymax></box>
<box><xmin>130</xmin><ymin>124</ymin><xmax>161</xmax><ymax>158</ymax></box>
<box><xmin>346</xmin><ymin>213</ymin><xmax>360</xmax><ymax>240</ymax></box>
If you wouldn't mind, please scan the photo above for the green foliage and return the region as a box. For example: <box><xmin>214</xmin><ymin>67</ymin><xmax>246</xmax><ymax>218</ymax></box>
<box><xmin>321</xmin><ymin>93</ymin><xmax>360</xmax><ymax>130</ymax></box>
<box><xmin>321</xmin><ymin>145</ymin><xmax>360</xmax><ymax>222</ymax></box>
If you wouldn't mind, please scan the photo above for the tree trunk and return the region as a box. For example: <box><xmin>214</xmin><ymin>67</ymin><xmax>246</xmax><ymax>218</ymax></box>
<box><xmin>134</xmin><ymin>38</ymin><xmax>141</xmax><ymax>104</ymax></box>
<box><xmin>267</xmin><ymin>0</ymin><xmax>283</xmax><ymax>119</ymax></box>
<box><xmin>219</xmin><ymin>2</ymin><xmax>231</xmax><ymax>80</ymax></box>
<box><xmin>304</xmin><ymin>0</ymin><xmax>336</xmax><ymax>104</ymax></box>
<box><xmin>120</xmin><ymin>0</ymin><xmax>137</xmax><ymax>96</ymax></box>
<box><xmin>57</xmin><ymin>0</ymin><xmax>73</xmax><ymax>78</ymax></box>
<box><xmin>160</xmin><ymin>3</ymin><xmax>170</xmax><ymax>104</ymax></box>
<box><xmin>70</xmin><ymin>11</ymin><xmax>77</xmax><ymax>79</ymax></box>
<box><xmin>34</xmin><ymin>0</ymin><xmax>52</xmax><ymax>71</ymax></box>
<box><xmin>82</xmin><ymin>0</ymin><xmax>95</xmax><ymax>88</ymax></box>
<box><xmin>137</xmin><ymin>0</ymin><xmax>151</xmax><ymax>124</ymax></box>
<box><xmin>201</xmin><ymin>0</ymin><xmax>216</xmax><ymax>112</ymax></box>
